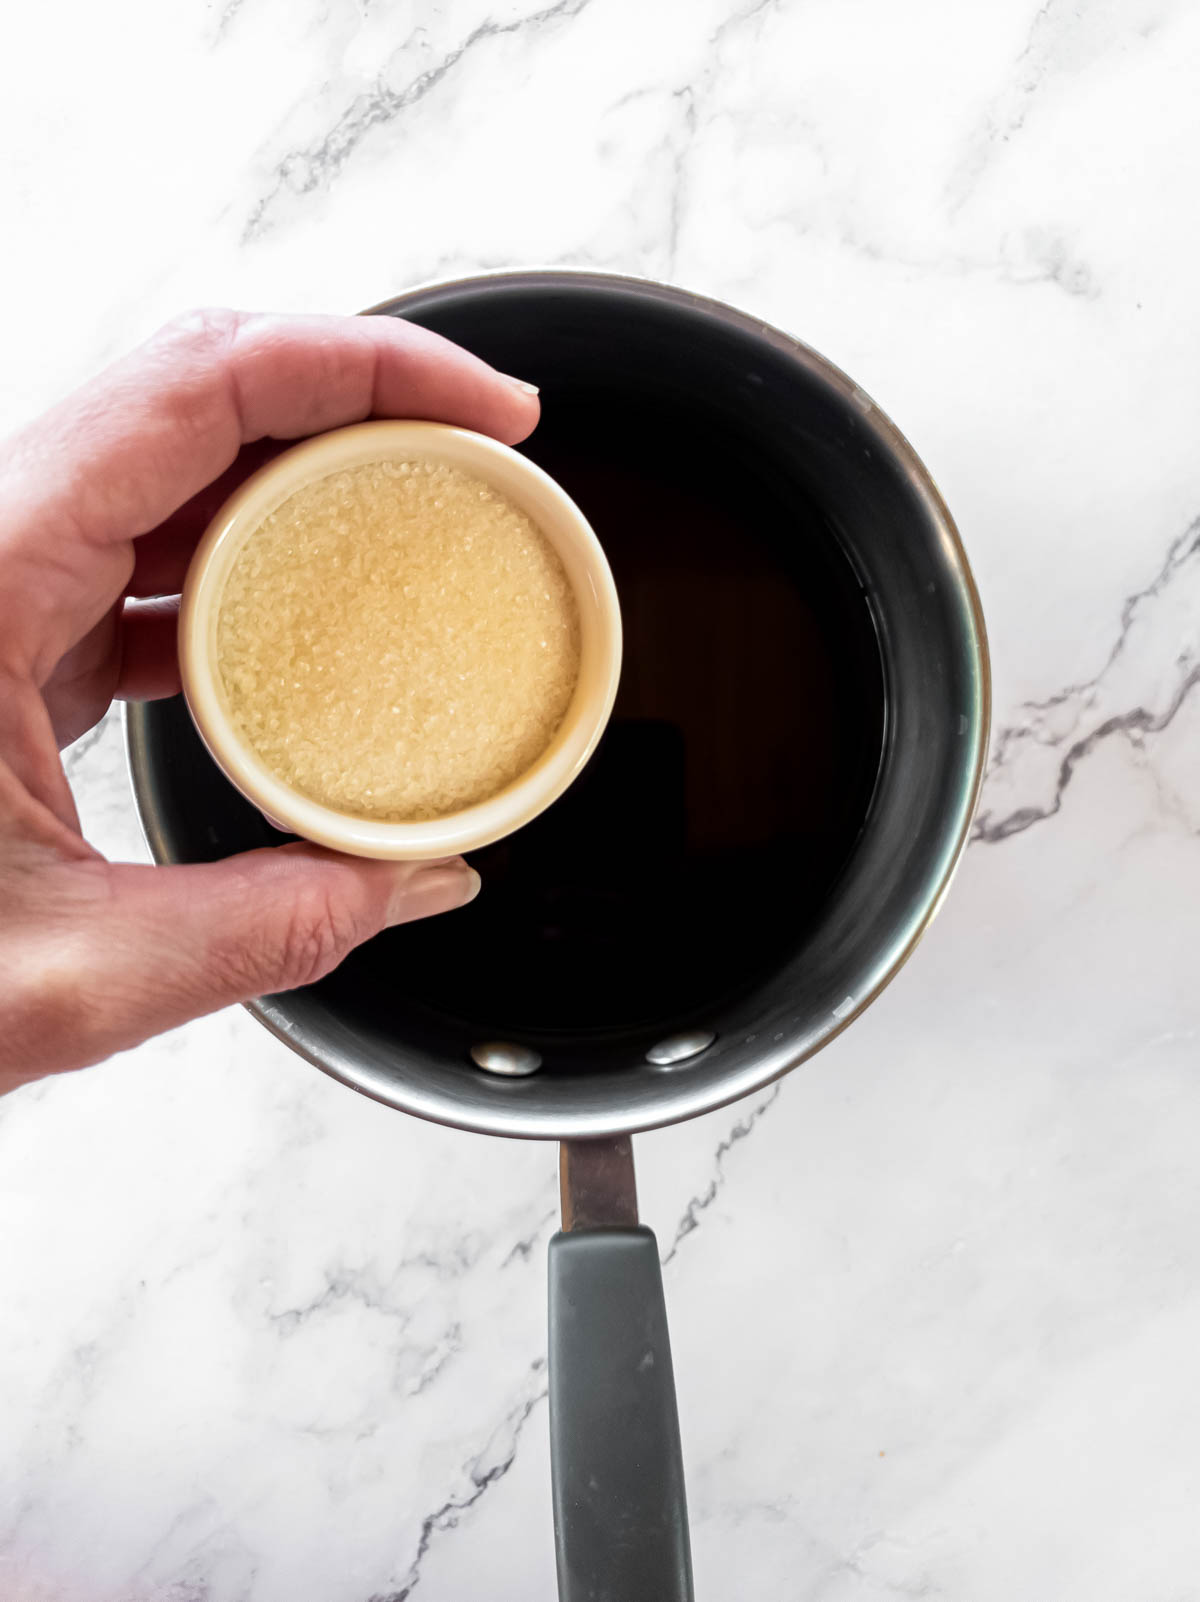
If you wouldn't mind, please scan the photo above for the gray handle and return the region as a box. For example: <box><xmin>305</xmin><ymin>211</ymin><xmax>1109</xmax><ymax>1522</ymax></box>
<box><xmin>548</xmin><ymin>1225</ymin><xmax>694</xmax><ymax>1602</ymax></box>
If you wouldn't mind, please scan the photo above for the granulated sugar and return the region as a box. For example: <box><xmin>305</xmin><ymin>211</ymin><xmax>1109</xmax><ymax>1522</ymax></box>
<box><xmin>216</xmin><ymin>459</ymin><xmax>581</xmax><ymax>821</ymax></box>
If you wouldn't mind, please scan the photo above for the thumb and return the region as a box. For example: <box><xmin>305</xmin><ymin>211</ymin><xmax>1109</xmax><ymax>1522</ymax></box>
<box><xmin>43</xmin><ymin>844</ymin><xmax>480</xmax><ymax>1073</ymax></box>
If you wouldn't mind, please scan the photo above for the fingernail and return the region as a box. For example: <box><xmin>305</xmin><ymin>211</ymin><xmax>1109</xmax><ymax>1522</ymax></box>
<box><xmin>386</xmin><ymin>862</ymin><xmax>480</xmax><ymax>926</ymax></box>
<box><xmin>502</xmin><ymin>373</ymin><xmax>540</xmax><ymax>397</ymax></box>
<box><xmin>456</xmin><ymin>866</ymin><xmax>483</xmax><ymax>905</ymax></box>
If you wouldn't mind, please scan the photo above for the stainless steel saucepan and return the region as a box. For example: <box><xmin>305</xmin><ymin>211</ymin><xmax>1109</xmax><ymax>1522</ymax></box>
<box><xmin>129</xmin><ymin>271</ymin><xmax>989</xmax><ymax>1601</ymax></box>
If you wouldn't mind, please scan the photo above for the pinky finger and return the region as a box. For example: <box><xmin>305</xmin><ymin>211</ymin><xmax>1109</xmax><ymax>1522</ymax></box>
<box><xmin>116</xmin><ymin>597</ymin><xmax>181</xmax><ymax>702</ymax></box>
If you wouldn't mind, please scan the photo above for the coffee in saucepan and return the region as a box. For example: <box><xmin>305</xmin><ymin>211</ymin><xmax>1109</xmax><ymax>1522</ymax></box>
<box><xmin>336</xmin><ymin>396</ymin><xmax>886</xmax><ymax>1035</ymax></box>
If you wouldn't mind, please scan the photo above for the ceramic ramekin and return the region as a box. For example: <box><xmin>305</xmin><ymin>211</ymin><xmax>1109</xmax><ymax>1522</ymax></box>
<box><xmin>178</xmin><ymin>419</ymin><xmax>622</xmax><ymax>859</ymax></box>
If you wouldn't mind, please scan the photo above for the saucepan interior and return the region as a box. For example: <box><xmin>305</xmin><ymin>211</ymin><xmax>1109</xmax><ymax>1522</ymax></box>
<box><xmin>128</xmin><ymin>271</ymin><xmax>988</xmax><ymax>1139</ymax></box>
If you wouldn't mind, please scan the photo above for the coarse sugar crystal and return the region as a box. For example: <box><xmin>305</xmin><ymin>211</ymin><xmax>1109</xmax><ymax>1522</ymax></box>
<box><xmin>216</xmin><ymin>458</ymin><xmax>581</xmax><ymax>821</ymax></box>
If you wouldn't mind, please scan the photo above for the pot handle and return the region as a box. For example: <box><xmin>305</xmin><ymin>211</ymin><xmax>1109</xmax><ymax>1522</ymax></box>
<box><xmin>548</xmin><ymin>1138</ymin><xmax>694</xmax><ymax>1602</ymax></box>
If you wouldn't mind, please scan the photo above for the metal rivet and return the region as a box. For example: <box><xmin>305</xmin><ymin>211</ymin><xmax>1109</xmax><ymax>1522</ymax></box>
<box><xmin>470</xmin><ymin>1041</ymin><xmax>543</xmax><ymax>1077</ymax></box>
<box><xmin>645</xmin><ymin>1029</ymin><xmax>716</xmax><ymax>1069</ymax></box>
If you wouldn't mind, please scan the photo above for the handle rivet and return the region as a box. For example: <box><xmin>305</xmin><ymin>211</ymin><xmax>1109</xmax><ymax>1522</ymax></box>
<box><xmin>470</xmin><ymin>1041</ymin><xmax>543</xmax><ymax>1076</ymax></box>
<box><xmin>646</xmin><ymin>1029</ymin><xmax>715</xmax><ymax>1068</ymax></box>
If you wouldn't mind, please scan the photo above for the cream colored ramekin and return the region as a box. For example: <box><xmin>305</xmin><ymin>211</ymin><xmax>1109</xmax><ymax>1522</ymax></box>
<box><xmin>179</xmin><ymin>420</ymin><xmax>622</xmax><ymax>860</ymax></box>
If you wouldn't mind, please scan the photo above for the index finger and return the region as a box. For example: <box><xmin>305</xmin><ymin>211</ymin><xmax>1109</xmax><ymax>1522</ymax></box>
<box><xmin>3</xmin><ymin>309</ymin><xmax>540</xmax><ymax>547</ymax></box>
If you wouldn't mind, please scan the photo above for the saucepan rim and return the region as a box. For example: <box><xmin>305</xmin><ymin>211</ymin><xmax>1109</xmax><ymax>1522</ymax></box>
<box><xmin>127</xmin><ymin>269</ymin><xmax>991</xmax><ymax>1139</ymax></box>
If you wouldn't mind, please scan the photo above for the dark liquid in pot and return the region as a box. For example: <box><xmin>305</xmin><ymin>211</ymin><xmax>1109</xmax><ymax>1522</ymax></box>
<box><xmin>334</xmin><ymin>397</ymin><xmax>887</xmax><ymax>1039</ymax></box>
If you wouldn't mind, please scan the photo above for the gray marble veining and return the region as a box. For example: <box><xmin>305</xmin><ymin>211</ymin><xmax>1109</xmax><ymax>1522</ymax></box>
<box><xmin>2</xmin><ymin>0</ymin><xmax>1200</xmax><ymax>1596</ymax></box>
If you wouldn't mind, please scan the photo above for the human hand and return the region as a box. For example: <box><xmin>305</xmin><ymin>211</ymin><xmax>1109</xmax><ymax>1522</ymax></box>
<box><xmin>0</xmin><ymin>310</ymin><xmax>539</xmax><ymax>1093</ymax></box>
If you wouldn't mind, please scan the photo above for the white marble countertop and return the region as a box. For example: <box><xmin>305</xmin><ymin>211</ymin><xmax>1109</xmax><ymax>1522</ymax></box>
<box><xmin>2</xmin><ymin>1</ymin><xmax>1200</xmax><ymax>1597</ymax></box>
